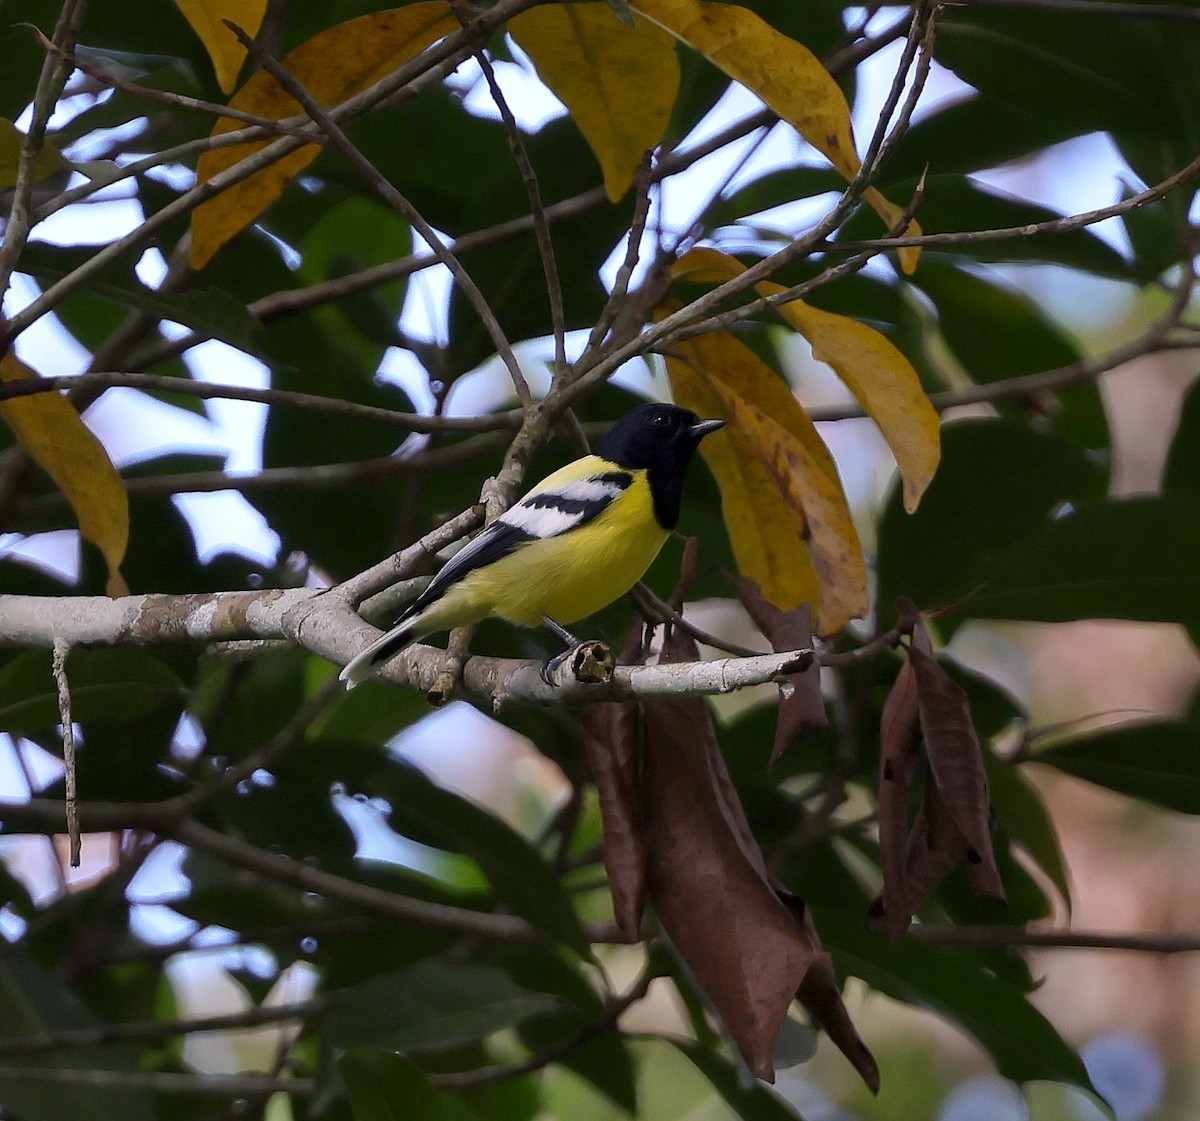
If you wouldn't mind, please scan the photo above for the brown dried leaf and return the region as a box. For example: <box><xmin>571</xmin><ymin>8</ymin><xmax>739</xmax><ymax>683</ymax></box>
<box><xmin>901</xmin><ymin>780</ymin><xmax>980</xmax><ymax>908</ymax></box>
<box><xmin>643</xmin><ymin>627</ymin><xmax>814</xmax><ymax>1080</ymax></box>
<box><xmin>581</xmin><ymin>700</ymin><xmax>646</xmax><ymax>943</ymax></box>
<box><xmin>873</xmin><ymin>657</ymin><xmax>923</xmax><ymax>941</ymax></box>
<box><xmin>777</xmin><ymin>890</ymin><xmax>880</xmax><ymax>1094</ymax></box>
<box><xmin>669</xmin><ymin>535</ymin><xmax>701</xmax><ymax>609</ymax></box>
<box><xmin>733</xmin><ymin>578</ymin><xmax>826</xmax><ymax>764</ymax></box>
<box><xmin>908</xmin><ymin>642</ymin><xmax>1005</xmax><ymax>901</ymax></box>
<box><xmin>581</xmin><ymin>625</ymin><xmax>651</xmax><ymax>942</ymax></box>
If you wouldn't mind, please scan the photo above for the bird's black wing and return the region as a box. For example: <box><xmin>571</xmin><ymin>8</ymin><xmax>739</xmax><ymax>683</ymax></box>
<box><xmin>401</xmin><ymin>467</ymin><xmax>634</xmax><ymax>620</ymax></box>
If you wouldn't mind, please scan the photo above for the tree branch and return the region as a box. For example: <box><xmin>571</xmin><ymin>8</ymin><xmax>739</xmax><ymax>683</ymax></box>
<box><xmin>0</xmin><ymin>1000</ymin><xmax>327</xmax><ymax>1058</ymax></box>
<box><xmin>913</xmin><ymin>925</ymin><xmax>1200</xmax><ymax>953</ymax></box>
<box><xmin>0</xmin><ymin>1067</ymin><xmax>315</xmax><ymax>1095</ymax></box>
<box><xmin>228</xmin><ymin>21</ymin><xmax>533</xmax><ymax>408</ymax></box>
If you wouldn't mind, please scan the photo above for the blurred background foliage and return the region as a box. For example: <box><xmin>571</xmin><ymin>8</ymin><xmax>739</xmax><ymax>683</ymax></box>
<box><xmin>1</xmin><ymin>0</ymin><xmax>1200</xmax><ymax>1119</ymax></box>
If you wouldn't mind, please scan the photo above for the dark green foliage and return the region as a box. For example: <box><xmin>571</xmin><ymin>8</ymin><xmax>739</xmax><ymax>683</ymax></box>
<box><xmin>0</xmin><ymin>1</ymin><xmax>1196</xmax><ymax>1119</ymax></box>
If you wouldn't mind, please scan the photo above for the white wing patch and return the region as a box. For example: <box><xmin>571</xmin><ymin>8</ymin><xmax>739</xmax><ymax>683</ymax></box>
<box><xmin>499</xmin><ymin>472</ymin><xmax>632</xmax><ymax>540</ymax></box>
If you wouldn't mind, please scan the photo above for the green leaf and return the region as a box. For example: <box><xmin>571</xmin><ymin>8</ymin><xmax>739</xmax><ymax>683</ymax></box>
<box><xmin>443</xmin><ymin>117</ymin><xmax>635</xmax><ymax>378</ymax></box>
<box><xmin>520</xmin><ymin>1012</ymin><xmax>638</xmax><ymax>1113</ymax></box>
<box><xmin>0</xmin><ymin>649</ymin><xmax>184</xmax><ymax>734</ymax></box>
<box><xmin>984</xmin><ymin>746</ymin><xmax>1072</xmax><ymax>911</ymax></box>
<box><xmin>876</xmin><ymin>418</ymin><xmax>1103</xmax><ymax>625</ymax></box>
<box><xmin>935</xmin><ymin>6</ymin><xmax>1181</xmax><ymax>139</ymax></box>
<box><xmin>297</xmin><ymin>195</ymin><xmax>411</xmax><ymax>358</ymax></box>
<box><xmin>703</xmin><ymin>165</ymin><xmax>844</xmax><ymax>229</ymax></box>
<box><xmin>1120</xmin><ymin>187</ymin><xmax>1191</xmax><ymax>280</ymax></box>
<box><xmin>17</xmin><ymin>243</ymin><xmax>265</xmax><ymax>358</ymax></box>
<box><xmin>667</xmin><ymin>1040</ymin><xmax>802</xmax><ymax>1121</ymax></box>
<box><xmin>960</xmin><ymin>496</ymin><xmax>1200</xmax><ymax>644</ymax></box>
<box><xmin>912</xmin><ymin>261</ymin><xmax>1106</xmax><ymax>448</ymax></box>
<box><xmin>339</xmin><ymin>1050</ymin><xmax>459</xmax><ymax>1121</ymax></box>
<box><xmin>879</xmin><ymin>93</ymin><xmax>1092</xmax><ymax>188</ymax></box>
<box><xmin>851</xmin><ymin>176</ymin><xmax>1132</xmax><ymax>278</ymax></box>
<box><xmin>0</xmin><ymin>953</ymin><xmax>155</xmax><ymax>1121</ymax></box>
<box><xmin>325</xmin><ymin>961</ymin><xmax>558</xmax><ymax>1052</ymax></box>
<box><xmin>1036</xmin><ymin>720</ymin><xmax>1200</xmax><ymax>815</ymax></box>
<box><xmin>817</xmin><ymin>908</ymin><xmax>1098</xmax><ymax>1094</ymax></box>
<box><xmin>372</xmin><ymin>761</ymin><xmax>593</xmax><ymax>957</ymax></box>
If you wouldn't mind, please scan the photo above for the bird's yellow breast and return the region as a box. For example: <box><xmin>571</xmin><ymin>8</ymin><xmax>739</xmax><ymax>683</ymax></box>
<box><xmin>423</xmin><ymin>468</ymin><xmax>668</xmax><ymax>629</ymax></box>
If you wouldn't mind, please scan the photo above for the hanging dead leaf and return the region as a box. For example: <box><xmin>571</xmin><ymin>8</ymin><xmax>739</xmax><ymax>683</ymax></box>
<box><xmin>0</xmin><ymin>355</ymin><xmax>129</xmax><ymax>596</ymax></box>
<box><xmin>776</xmin><ymin>889</ymin><xmax>880</xmax><ymax>1093</ymax></box>
<box><xmin>510</xmin><ymin>3</ymin><xmax>678</xmax><ymax>201</ymax></box>
<box><xmin>674</xmin><ymin>247</ymin><xmax>940</xmax><ymax>513</ymax></box>
<box><xmin>642</xmin><ymin>625</ymin><xmax>815</xmax><ymax>1081</ymax></box>
<box><xmin>173</xmin><ymin>0</ymin><xmax>268</xmax><ymax>93</ymax></box>
<box><xmin>633</xmin><ymin>0</ymin><xmax>919</xmax><ymax>270</ymax></box>
<box><xmin>667</xmin><ymin>535</ymin><xmax>702</xmax><ymax>611</ymax></box>
<box><xmin>582</xmin><ymin>700</ymin><xmax>645</xmax><ymax>941</ymax></box>
<box><xmin>190</xmin><ymin>3</ymin><xmax>458</xmax><ymax>269</ymax></box>
<box><xmin>873</xmin><ymin>656</ymin><xmax>923</xmax><ymax>941</ymax></box>
<box><xmin>733</xmin><ymin>578</ymin><xmax>826</xmax><ymax>764</ymax></box>
<box><xmin>908</xmin><ymin>641</ymin><xmax>1004</xmax><ymax>900</ymax></box>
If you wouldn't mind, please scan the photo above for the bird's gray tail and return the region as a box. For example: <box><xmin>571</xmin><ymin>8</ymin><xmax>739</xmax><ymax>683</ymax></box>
<box><xmin>339</xmin><ymin>626</ymin><xmax>415</xmax><ymax>689</ymax></box>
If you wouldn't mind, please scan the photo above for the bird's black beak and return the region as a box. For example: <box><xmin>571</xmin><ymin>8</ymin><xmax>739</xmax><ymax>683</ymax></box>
<box><xmin>688</xmin><ymin>418</ymin><xmax>725</xmax><ymax>438</ymax></box>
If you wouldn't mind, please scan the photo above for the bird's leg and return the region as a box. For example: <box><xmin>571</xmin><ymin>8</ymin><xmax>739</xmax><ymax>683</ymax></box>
<box><xmin>540</xmin><ymin>615</ymin><xmax>582</xmax><ymax>685</ymax></box>
<box><xmin>541</xmin><ymin>615</ymin><xmax>583</xmax><ymax>648</ymax></box>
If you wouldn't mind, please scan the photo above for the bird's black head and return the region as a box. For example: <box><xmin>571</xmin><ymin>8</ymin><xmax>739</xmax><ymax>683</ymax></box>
<box><xmin>597</xmin><ymin>402</ymin><xmax>724</xmax><ymax>529</ymax></box>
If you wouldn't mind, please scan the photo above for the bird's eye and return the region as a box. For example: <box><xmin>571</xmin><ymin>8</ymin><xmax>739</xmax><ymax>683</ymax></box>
<box><xmin>651</xmin><ymin>411</ymin><xmax>672</xmax><ymax>429</ymax></box>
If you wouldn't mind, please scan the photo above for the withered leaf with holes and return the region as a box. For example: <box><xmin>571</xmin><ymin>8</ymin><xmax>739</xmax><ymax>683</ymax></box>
<box><xmin>908</xmin><ymin>640</ymin><xmax>1005</xmax><ymax>901</ymax></box>
<box><xmin>734</xmin><ymin>577</ymin><xmax>827</xmax><ymax>764</ymax></box>
<box><xmin>874</xmin><ymin>655</ymin><xmax>923</xmax><ymax>942</ymax></box>
<box><xmin>871</xmin><ymin>618</ymin><xmax>1005</xmax><ymax>939</ymax></box>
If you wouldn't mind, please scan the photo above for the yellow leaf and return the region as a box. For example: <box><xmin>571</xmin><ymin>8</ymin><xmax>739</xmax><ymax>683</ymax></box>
<box><xmin>633</xmin><ymin>0</ymin><xmax>920</xmax><ymax>272</ymax></box>
<box><xmin>0</xmin><ymin>117</ymin><xmax>65</xmax><ymax>190</ymax></box>
<box><xmin>0</xmin><ymin>356</ymin><xmax>129</xmax><ymax>596</ymax></box>
<box><xmin>190</xmin><ymin>3</ymin><xmax>458</xmax><ymax>270</ymax></box>
<box><xmin>675</xmin><ymin>247</ymin><xmax>940</xmax><ymax>512</ymax></box>
<box><xmin>668</xmin><ymin>349</ymin><xmax>822</xmax><ymax>614</ymax></box>
<box><xmin>173</xmin><ymin>0</ymin><xmax>268</xmax><ymax>93</ymax></box>
<box><xmin>510</xmin><ymin>3</ymin><xmax>679</xmax><ymax>201</ymax></box>
<box><xmin>666</xmin><ymin>326</ymin><xmax>867</xmax><ymax>632</ymax></box>
<box><xmin>767</xmin><ymin>288</ymin><xmax>939</xmax><ymax>512</ymax></box>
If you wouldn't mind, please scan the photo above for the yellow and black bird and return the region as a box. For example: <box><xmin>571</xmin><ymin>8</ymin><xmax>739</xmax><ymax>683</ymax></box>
<box><xmin>340</xmin><ymin>402</ymin><xmax>724</xmax><ymax>687</ymax></box>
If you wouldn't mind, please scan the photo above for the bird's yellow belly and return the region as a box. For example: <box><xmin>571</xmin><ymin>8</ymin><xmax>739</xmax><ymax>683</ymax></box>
<box><xmin>422</xmin><ymin>505</ymin><xmax>669</xmax><ymax>630</ymax></box>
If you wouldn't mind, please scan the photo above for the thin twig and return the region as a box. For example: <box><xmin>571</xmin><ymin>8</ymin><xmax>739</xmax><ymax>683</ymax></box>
<box><xmin>0</xmin><ymin>370</ymin><xmax>522</xmax><ymax>429</ymax></box>
<box><xmin>26</xmin><ymin>25</ymin><xmax>325</xmax><ymax>139</ymax></box>
<box><xmin>462</xmin><ymin>15</ymin><xmax>568</xmax><ymax>377</ymax></box>
<box><xmin>0</xmin><ymin>1067</ymin><xmax>315</xmax><ymax>1095</ymax></box>
<box><xmin>3</xmin><ymin>0</ymin><xmax>549</xmax><ymax>349</ymax></box>
<box><xmin>172</xmin><ymin>818</ymin><xmax>537</xmax><ymax>941</ymax></box>
<box><xmin>956</xmin><ymin>0</ymin><xmax>1200</xmax><ymax>19</ymax></box>
<box><xmin>50</xmin><ymin>637</ymin><xmax>79</xmax><ymax>866</ymax></box>
<box><xmin>0</xmin><ymin>0</ymin><xmax>89</xmax><ymax>322</ymax></box>
<box><xmin>912</xmin><ymin>925</ymin><xmax>1200</xmax><ymax>953</ymax></box>
<box><xmin>167</xmin><ymin>676</ymin><xmax>342</xmax><ymax>817</ymax></box>
<box><xmin>430</xmin><ymin>968</ymin><xmax>655</xmax><ymax>1089</ymax></box>
<box><xmin>228</xmin><ymin>21</ymin><xmax>533</xmax><ymax>408</ymax></box>
<box><xmin>0</xmin><ymin>1000</ymin><xmax>327</xmax><ymax>1057</ymax></box>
